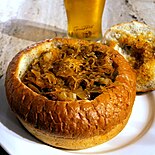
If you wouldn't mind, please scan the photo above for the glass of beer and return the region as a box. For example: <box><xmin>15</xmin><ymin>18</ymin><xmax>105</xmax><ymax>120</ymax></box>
<box><xmin>64</xmin><ymin>0</ymin><xmax>106</xmax><ymax>41</ymax></box>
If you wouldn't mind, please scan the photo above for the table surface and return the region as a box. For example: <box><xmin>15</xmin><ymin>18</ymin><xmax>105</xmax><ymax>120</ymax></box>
<box><xmin>0</xmin><ymin>0</ymin><xmax>155</xmax><ymax>154</ymax></box>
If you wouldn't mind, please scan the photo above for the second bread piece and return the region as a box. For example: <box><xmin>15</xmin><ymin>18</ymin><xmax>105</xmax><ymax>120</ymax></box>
<box><xmin>102</xmin><ymin>21</ymin><xmax>155</xmax><ymax>92</ymax></box>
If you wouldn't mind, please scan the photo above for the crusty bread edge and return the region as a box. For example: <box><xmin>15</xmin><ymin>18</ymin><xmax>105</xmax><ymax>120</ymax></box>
<box><xmin>17</xmin><ymin>110</ymin><xmax>131</xmax><ymax>150</ymax></box>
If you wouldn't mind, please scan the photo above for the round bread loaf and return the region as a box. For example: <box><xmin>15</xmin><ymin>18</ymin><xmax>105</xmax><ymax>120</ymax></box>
<box><xmin>5</xmin><ymin>38</ymin><xmax>136</xmax><ymax>149</ymax></box>
<box><xmin>102</xmin><ymin>21</ymin><xmax>155</xmax><ymax>92</ymax></box>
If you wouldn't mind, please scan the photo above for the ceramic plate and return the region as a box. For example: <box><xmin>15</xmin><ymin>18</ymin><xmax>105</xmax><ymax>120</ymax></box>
<box><xmin>0</xmin><ymin>78</ymin><xmax>155</xmax><ymax>155</ymax></box>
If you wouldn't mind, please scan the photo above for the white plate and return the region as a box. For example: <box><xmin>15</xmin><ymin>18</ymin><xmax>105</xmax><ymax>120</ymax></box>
<box><xmin>0</xmin><ymin>77</ymin><xmax>155</xmax><ymax>155</ymax></box>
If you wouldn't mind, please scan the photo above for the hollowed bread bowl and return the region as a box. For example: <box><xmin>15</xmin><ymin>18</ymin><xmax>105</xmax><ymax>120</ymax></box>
<box><xmin>5</xmin><ymin>38</ymin><xmax>136</xmax><ymax>149</ymax></box>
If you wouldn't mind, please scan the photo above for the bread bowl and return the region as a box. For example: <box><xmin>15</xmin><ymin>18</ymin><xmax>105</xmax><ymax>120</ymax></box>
<box><xmin>5</xmin><ymin>38</ymin><xmax>136</xmax><ymax>149</ymax></box>
<box><xmin>102</xmin><ymin>21</ymin><xmax>155</xmax><ymax>92</ymax></box>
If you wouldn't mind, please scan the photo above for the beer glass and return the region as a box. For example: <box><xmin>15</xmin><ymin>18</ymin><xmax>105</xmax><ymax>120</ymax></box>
<box><xmin>64</xmin><ymin>0</ymin><xmax>106</xmax><ymax>41</ymax></box>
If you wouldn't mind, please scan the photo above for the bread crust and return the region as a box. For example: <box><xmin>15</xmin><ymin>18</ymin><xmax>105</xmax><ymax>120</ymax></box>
<box><xmin>102</xmin><ymin>21</ymin><xmax>155</xmax><ymax>92</ymax></box>
<box><xmin>5</xmin><ymin>38</ymin><xmax>136</xmax><ymax>149</ymax></box>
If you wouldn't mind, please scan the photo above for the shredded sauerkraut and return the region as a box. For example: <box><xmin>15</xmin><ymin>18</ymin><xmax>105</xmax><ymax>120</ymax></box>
<box><xmin>22</xmin><ymin>43</ymin><xmax>118</xmax><ymax>101</ymax></box>
<box><xmin>118</xmin><ymin>33</ymin><xmax>155</xmax><ymax>70</ymax></box>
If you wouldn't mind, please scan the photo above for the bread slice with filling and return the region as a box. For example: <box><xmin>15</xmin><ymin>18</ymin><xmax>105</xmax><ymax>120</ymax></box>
<box><xmin>102</xmin><ymin>21</ymin><xmax>155</xmax><ymax>92</ymax></box>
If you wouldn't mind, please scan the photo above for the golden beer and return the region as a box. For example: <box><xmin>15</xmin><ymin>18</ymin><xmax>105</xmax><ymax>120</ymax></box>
<box><xmin>64</xmin><ymin>0</ymin><xmax>106</xmax><ymax>41</ymax></box>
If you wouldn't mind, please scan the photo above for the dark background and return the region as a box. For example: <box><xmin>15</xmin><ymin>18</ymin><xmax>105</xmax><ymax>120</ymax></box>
<box><xmin>0</xmin><ymin>146</ymin><xmax>8</xmax><ymax>155</ymax></box>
